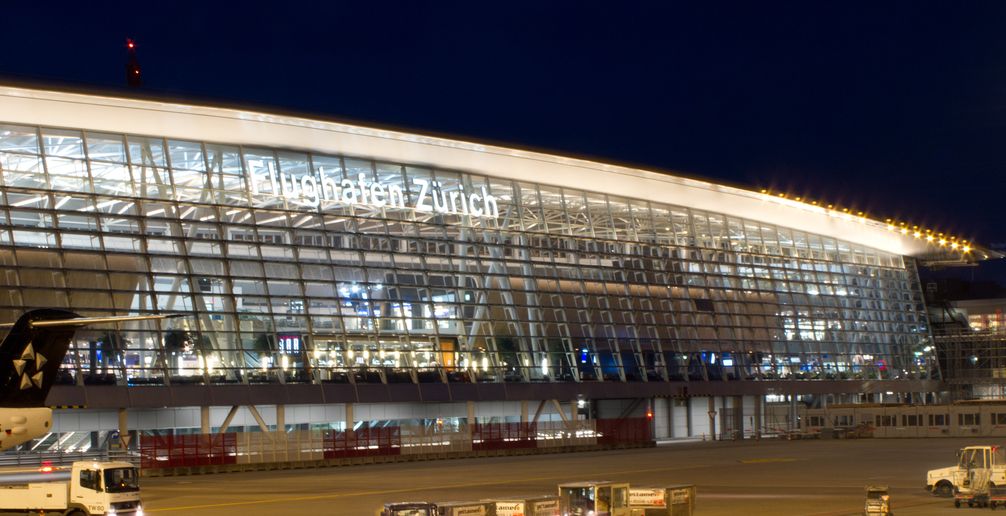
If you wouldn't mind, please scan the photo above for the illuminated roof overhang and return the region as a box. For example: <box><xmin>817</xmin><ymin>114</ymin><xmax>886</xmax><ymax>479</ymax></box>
<box><xmin>0</xmin><ymin>84</ymin><xmax>995</xmax><ymax>262</ymax></box>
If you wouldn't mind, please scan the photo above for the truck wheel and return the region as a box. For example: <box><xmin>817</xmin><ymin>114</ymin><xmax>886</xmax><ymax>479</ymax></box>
<box><xmin>65</xmin><ymin>510</ymin><xmax>86</xmax><ymax>516</ymax></box>
<box><xmin>955</xmin><ymin>499</ymin><xmax>961</xmax><ymax>508</ymax></box>
<box><xmin>936</xmin><ymin>482</ymin><xmax>955</xmax><ymax>497</ymax></box>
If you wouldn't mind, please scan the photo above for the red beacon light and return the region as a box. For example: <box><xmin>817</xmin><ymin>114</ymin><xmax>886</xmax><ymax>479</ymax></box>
<box><xmin>125</xmin><ymin>38</ymin><xmax>142</xmax><ymax>87</ymax></box>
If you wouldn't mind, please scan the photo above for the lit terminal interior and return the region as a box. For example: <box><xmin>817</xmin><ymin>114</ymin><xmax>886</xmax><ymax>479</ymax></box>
<box><xmin>0</xmin><ymin>85</ymin><xmax>996</xmax><ymax>462</ymax></box>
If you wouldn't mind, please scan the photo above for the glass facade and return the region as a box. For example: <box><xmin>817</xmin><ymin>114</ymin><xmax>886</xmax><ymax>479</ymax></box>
<box><xmin>0</xmin><ymin>122</ymin><xmax>935</xmax><ymax>386</ymax></box>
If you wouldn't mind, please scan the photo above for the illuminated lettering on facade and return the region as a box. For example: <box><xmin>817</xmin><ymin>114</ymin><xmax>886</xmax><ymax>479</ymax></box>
<box><xmin>248</xmin><ymin>161</ymin><xmax>500</xmax><ymax>219</ymax></box>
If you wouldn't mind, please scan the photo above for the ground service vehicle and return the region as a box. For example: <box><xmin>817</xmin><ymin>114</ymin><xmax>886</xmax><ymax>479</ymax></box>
<box><xmin>628</xmin><ymin>486</ymin><xmax>695</xmax><ymax>516</ymax></box>
<box><xmin>558</xmin><ymin>481</ymin><xmax>630</xmax><ymax>516</ymax></box>
<box><xmin>0</xmin><ymin>460</ymin><xmax>142</xmax><ymax>515</ymax></box>
<box><xmin>926</xmin><ymin>445</ymin><xmax>1006</xmax><ymax>496</ymax></box>
<box><xmin>863</xmin><ymin>485</ymin><xmax>892</xmax><ymax>516</ymax></box>
<box><xmin>0</xmin><ymin>309</ymin><xmax>175</xmax><ymax>452</ymax></box>
<box><xmin>491</xmin><ymin>495</ymin><xmax>560</xmax><ymax>516</ymax></box>
<box><xmin>434</xmin><ymin>501</ymin><xmax>495</xmax><ymax>515</ymax></box>
<box><xmin>989</xmin><ymin>485</ymin><xmax>1006</xmax><ymax>509</ymax></box>
<box><xmin>379</xmin><ymin>501</ymin><xmax>495</xmax><ymax>516</ymax></box>
<box><xmin>380</xmin><ymin>502</ymin><xmax>436</xmax><ymax>516</ymax></box>
<box><xmin>954</xmin><ymin>488</ymin><xmax>989</xmax><ymax>509</ymax></box>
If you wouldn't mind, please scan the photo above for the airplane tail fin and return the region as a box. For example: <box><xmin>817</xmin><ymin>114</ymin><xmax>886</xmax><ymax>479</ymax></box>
<box><xmin>0</xmin><ymin>310</ymin><xmax>180</xmax><ymax>407</ymax></box>
<box><xmin>0</xmin><ymin>309</ymin><xmax>80</xmax><ymax>408</ymax></box>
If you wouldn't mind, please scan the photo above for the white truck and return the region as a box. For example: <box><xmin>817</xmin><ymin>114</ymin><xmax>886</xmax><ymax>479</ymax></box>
<box><xmin>926</xmin><ymin>445</ymin><xmax>1006</xmax><ymax>497</ymax></box>
<box><xmin>0</xmin><ymin>460</ymin><xmax>142</xmax><ymax>515</ymax></box>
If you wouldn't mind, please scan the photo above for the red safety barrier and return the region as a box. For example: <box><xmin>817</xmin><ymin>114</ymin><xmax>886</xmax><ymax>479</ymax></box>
<box><xmin>139</xmin><ymin>433</ymin><xmax>237</xmax><ymax>468</ymax></box>
<box><xmin>595</xmin><ymin>417</ymin><xmax>652</xmax><ymax>445</ymax></box>
<box><xmin>323</xmin><ymin>426</ymin><xmax>401</xmax><ymax>459</ymax></box>
<box><xmin>472</xmin><ymin>422</ymin><xmax>537</xmax><ymax>450</ymax></box>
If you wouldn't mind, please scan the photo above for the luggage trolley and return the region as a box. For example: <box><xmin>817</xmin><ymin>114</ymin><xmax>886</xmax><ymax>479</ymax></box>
<box><xmin>488</xmin><ymin>494</ymin><xmax>560</xmax><ymax>516</ymax></box>
<box><xmin>558</xmin><ymin>481</ymin><xmax>631</xmax><ymax>516</ymax></box>
<box><xmin>380</xmin><ymin>502</ymin><xmax>438</xmax><ymax>516</ymax></box>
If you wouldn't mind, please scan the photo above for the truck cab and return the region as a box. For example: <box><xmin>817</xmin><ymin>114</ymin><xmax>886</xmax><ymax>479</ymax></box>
<box><xmin>69</xmin><ymin>461</ymin><xmax>143</xmax><ymax>515</ymax></box>
<box><xmin>0</xmin><ymin>460</ymin><xmax>141</xmax><ymax>515</ymax></box>
<box><xmin>926</xmin><ymin>445</ymin><xmax>1006</xmax><ymax>497</ymax></box>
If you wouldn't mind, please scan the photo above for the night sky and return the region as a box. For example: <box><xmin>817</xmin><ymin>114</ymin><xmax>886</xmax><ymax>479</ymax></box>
<box><xmin>3</xmin><ymin>2</ymin><xmax>1005</xmax><ymax>282</ymax></box>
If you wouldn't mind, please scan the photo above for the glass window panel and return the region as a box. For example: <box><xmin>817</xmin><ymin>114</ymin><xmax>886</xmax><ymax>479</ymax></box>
<box><xmin>85</xmin><ymin>132</ymin><xmax>127</xmax><ymax>162</ymax></box>
<box><xmin>244</xmin><ymin>149</ymin><xmax>282</xmax><ymax>206</ymax></box>
<box><xmin>45</xmin><ymin>155</ymin><xmax>87</xmax><ymax>176</ymax></box>
<box><xmin>264</xmin><ymin>263</ymin><xmax>299</xmax><ymax>279</ymax></box>
<box><xmin>205</xmin><ymin>144</ymin><xmax>247</xmax><ymax>205</ymax></box>
<box><xmin>90</xmin><ymin>162</ymin><xmax>133</xmax><ymax>196</ymax></box>
<box><xmin>172</xmin><ymin>168</ymin><xmax>207</xmax><ymax>189</ymax></box>
<box><xmin>94</xmin><ymin>199</ymin><xmax>137</xmax><ymax>216</ymax></box>
<box><xmin>57</xmin><ymin>213</ymin><xmax>98</xmax><ymax>231</ymax></box>
<box><xmin>260</xmin><ymin>245</ymin><xmax>294</xmax><ymax>260</ymax></box>
<box><xmin>188</xmin><ymin>240</ymin><xmax>222</xmax><ymax>256</ymax></box>
<box><xmin>60</xmin><ymin>233</ymin><xmax>102</xmax><ymax>250</ymax></box>
<box><xmin>12</xmin><ymin>229</ymin><xmax>56</xmax><ymax>247</ymax></box>
<box><xmin>189</xmin><ymin>258</ymin><xmax>225</xmax><ymax>275</ymax></box>
<box><xmin>311</xmin><ymin>155</ymin><xmax>344</xmax><ymax>211</ymax></box>
<box><xmin>233</xmin><ymin>278</ymin><xmax>267</xmax><ymax>296</ymax></box>
<box><xmin>226</xmin><ymin>242</ymin><xmax>258</xmax><ymax>258</ymax></box>
<box><xmin>103</xmin><ymin>236</ymin><xmax>142</xmax><ymax>252</ymax></box>
<box><xmin>302</xmin><ymin>264</ymin><xmax>333</xmax><ymax>281</ymax></box>
<box><xmin>146</xmin><ymin>238</ymin><xmax>182</xmax><ymax>254</ymax></box>
<box><xmin>19</xmin><ymin>268</ymin><xmax>65</xmax><ymax>288</ymax></box>
<box><xmin>127</xmin><ymin>136</ymin><xmax>166</xmax><ymax>167</ymax></box>
<box><xmin>41</xmin><ymin>129</ymin><xmax>84</xmax><ymax>158</ymax></box>
<box><xmin>23</xmin><ymin>289</ymin><xmax>68</xmax><ymax>307</ymax></box>
<box><xmin>267</xmin><ymin>280</ymin><xmax>301</xmax><ymax>296</ymax></box>
<box><xmin>403</xmin><ymin>166</ymin><xmax>433</xmax><ymax>215</ymax></box>
<box><xmin>0</xmin><ymin>124</ymin><xmax>39</xmax><ymax>154</ymax></box>
<box><xmin>69</xmin><ymin>291</ymin><xmax>114</xmax><ymax>310</ymax></box>
<box><xmin>62</xmin><ymin>252</ymin><xmax>105</xmax><ymax>270</ymax></box>
<box><xmin>9</xmin><ymin>210</ymin><xmax>52</xmax><ymax>227</ymax></box>
<box><xmin>168</xmin><ymin>140</ymin><xmax>206</xmax><ymax>171</ymax></box>
<box><xmin>1</xmin><ymin>153</ymin><xmax>44</xmax><ymax>178</ymax></box>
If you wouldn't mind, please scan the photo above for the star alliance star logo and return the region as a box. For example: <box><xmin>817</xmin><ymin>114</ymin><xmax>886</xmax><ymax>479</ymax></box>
<box><xmin>12</xmin><ymin>342</ymin><xmax>45</xmax><ymax>390</ymax></box>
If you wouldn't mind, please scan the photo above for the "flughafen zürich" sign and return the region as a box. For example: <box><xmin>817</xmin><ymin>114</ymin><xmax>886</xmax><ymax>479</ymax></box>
<box><xmin>248</xmin><ymin>161</ymin><xmax>500</xmax><ymax>219</ymax></box>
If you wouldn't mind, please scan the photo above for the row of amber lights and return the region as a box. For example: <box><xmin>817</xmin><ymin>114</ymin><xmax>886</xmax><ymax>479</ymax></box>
<box><xmin>758</xmin><ymin>189</ymin><xmax>972</xmax><ymax>254</ymax></box>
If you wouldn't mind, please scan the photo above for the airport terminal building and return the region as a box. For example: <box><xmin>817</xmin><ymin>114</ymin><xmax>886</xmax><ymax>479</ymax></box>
<box><xmin>0</xmin><ymin>85</ymin><xmax>992</xmax><ymax>454</ymax></box>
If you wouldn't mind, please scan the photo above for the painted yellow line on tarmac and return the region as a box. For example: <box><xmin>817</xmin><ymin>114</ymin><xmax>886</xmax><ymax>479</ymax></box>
<box><xmin>146</xmin><ymin>463</ymin><xmax>710</xmax><ymax>513</ymax></box>
<box><xmin>737</xmin><ymin>458</ymin><xmax>800</xmax><ymax>464</ymax></box>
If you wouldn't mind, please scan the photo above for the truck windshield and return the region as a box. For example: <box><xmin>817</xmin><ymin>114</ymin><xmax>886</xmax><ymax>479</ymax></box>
<box><xmin>960</xmin><ymin>449</ymin><xmax>985</xmax><ymax>469</ymax></box>
<box><xmin>103</xmin><ymin>467</ymin><xmax>139</xmax><ymax>493</ymax></box>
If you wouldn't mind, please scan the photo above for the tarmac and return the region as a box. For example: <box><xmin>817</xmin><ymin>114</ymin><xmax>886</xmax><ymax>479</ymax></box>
<box><xmin>140</xmin><ymin>436</ymin><xmax>998</xmax><ymax>515</ymax></box>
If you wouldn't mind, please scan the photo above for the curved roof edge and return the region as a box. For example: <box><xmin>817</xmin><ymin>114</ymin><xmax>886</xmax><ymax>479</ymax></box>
<box><xmin>0</xmin><ymin>84</ymin><xmax>994</xmax><ymax>262</ymax></box>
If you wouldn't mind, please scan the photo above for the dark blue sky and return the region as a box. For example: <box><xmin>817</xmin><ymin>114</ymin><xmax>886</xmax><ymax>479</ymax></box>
<box><xmin>3</xmin><ymin>1</ymin><xmax>1006</xmax><ymax>279</ymax></box>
